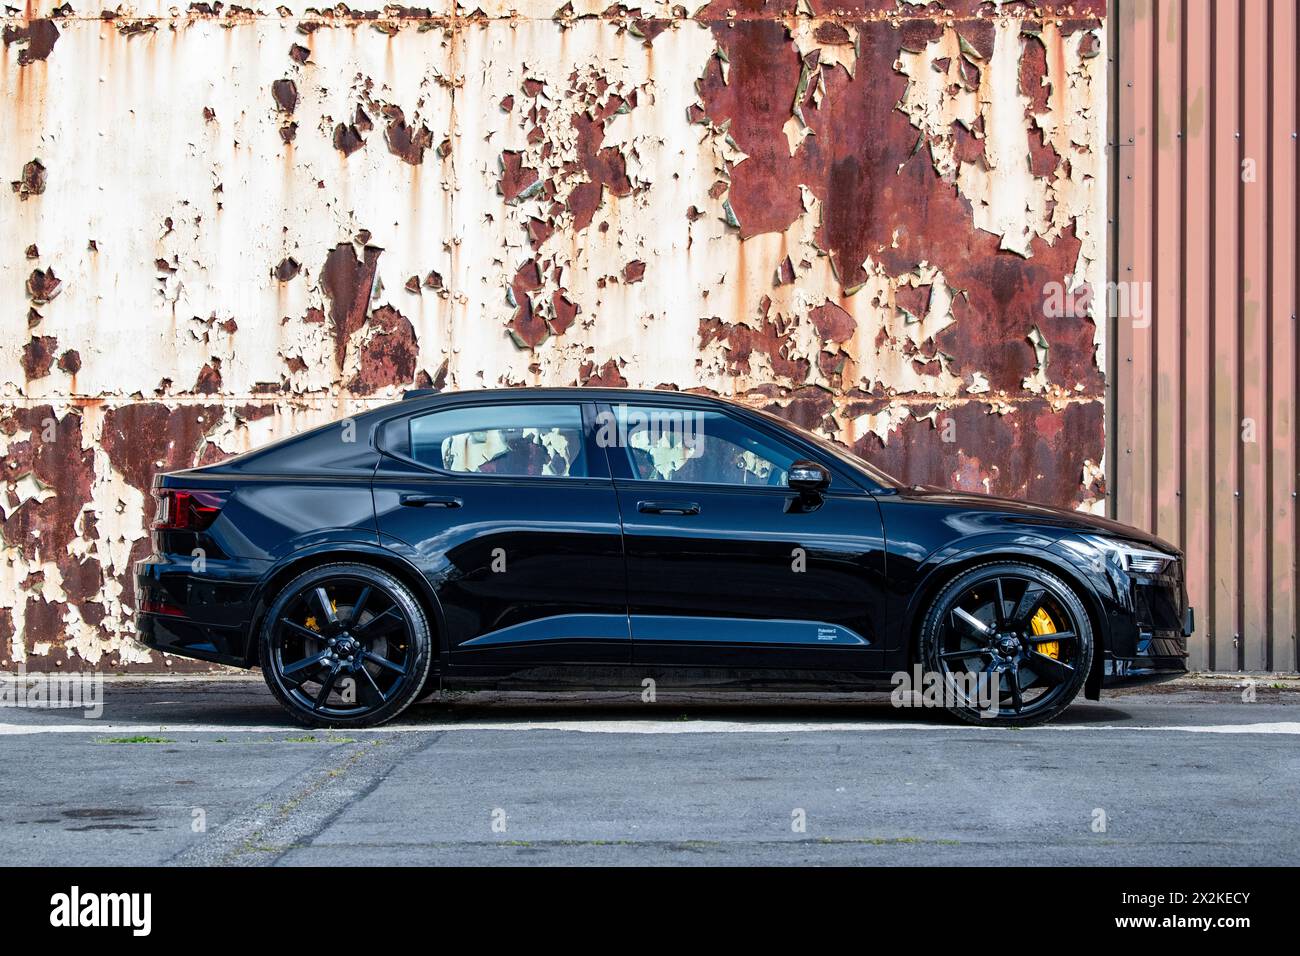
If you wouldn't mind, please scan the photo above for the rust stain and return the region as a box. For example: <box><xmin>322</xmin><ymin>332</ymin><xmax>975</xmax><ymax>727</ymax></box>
<box><xmin>2</xmin><ymin>18</ymin><xmax>59</xmax><ymax>66</ymax></box>
<box><xmin>333</xmin><ymin>106</ymin><xmax>373</xmax><ymax>157</ymax></box>
<box><xmin>382</xmin><ymin>106</ymin><xmax>435</xmax><ymax>165</ymax></box>
<box><xmin>25</xmin><ymin>267</ymin><xmax>61</xmax><ymax>304</ymax></box>
<box><xmin>320</xmin><ymin>242</ymin><xmax>383</xmax><ymax>372</ymax></box>
<box><xmin>272</xmin><ymin>78</ymin><xmax>299</xmax><ymax>114</ymax></box>
<box><xmin>274</xmin><ymin>257</ymin><xmax>301</xmax><ymax>281</ymax></box>
<box><xmin>21</xmin><ymin>335</ymin><xmax>57</xmax><ymax>379</ymax></box>
<box><xmin>348</xmin><ymin>304</ymin><xmax>419</xmax><ymax>392</ymax></box>
<box><xmin>11</xmin><ymin>157</ymin><xmax>46</xmax><ymax>199</ymax></box>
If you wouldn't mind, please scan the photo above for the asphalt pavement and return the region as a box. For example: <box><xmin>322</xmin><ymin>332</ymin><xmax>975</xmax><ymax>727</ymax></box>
<box><xmin>1</xmin><ymin>678</ymin><xmax>1297</xmax><ymax>865</ymax></box>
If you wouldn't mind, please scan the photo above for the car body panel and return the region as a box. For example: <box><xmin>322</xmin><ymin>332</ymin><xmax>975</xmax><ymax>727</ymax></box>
<box><xmin>613</xmin><ymin>482</ymin><xmax>887</xmax><ymax>670</ymax></box>
<box><xmin>371</xmin><ymin>398</ymin><xmax>629</xmax><ymax>666</ymax></box>
<box><xmin>133</xmin><ymin>387</ymin><xmax>1190</xmax><ymax>696</ymax></box>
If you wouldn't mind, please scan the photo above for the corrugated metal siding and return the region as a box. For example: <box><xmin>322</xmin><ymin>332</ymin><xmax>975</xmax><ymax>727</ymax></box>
<box><xmin>2</xmin><ymin>2</ymin><xmax>1111</xmax><ymax>670</ymax></box>
<box><xmin>1115</xmin><ymin>0</ymin><xmax>1297</xmax><ymax>672</ymax></box>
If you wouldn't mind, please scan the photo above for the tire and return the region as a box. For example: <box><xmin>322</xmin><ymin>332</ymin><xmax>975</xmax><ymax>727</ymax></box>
<box><xmin>259</xmin><ymin>562</ymin><xmax>433</xmax><ymax>728</ymax></box>
<box><xmin>919</xmin><ymin>561</ymin><xmax>1093</xmax><ymax>726</ymax></box>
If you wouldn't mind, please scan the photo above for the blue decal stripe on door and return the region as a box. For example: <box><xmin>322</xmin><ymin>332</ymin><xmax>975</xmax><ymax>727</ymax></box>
<box><xmin>630</xmin><ymin>615</ymin><xmax>869</xmax><ymax>647</ymax></box>
<box><xmin>461</xmin><ymin>613</ymin><xmax>632</xmax><ymax>647</ymax></box>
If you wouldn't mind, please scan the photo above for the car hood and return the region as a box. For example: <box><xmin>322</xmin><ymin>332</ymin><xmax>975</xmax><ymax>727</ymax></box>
<box><xmin>898</xmin><ymin>485</ymin><xmax>1180</xmax><ymax>555</ymax></box>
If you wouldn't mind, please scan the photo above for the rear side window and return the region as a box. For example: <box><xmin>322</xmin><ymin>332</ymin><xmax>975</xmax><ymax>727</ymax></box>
<box><xmin>408</xmin><ymin>404</ymin><xmax>588</xmax><ymax>478</ymax></box>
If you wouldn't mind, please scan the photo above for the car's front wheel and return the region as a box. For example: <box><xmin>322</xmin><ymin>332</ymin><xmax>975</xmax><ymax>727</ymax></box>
<box><xmin>920</xmin><ymin>562</ymin><xmax>1093</xmax><ymax>726</ymax></box>
<box><xmin>259</xmin><ymin>563</ymin><xmax>432</xmax><ymax>728</ymax></box>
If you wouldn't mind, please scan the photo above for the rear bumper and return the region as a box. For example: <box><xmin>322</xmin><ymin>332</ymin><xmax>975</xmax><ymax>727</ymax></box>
<box><xmin>134</xmin><ymin>556</ymin><xmax>261</xmax><ymax>667</ymax></box>
<box><xmin>136</xmin><ymin>612</ymin><xmax>250</xmax><ymax>666</ymax></box>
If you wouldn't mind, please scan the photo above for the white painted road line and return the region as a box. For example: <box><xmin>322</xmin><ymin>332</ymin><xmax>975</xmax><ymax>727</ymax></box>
<box><xmin>1</xmin><ymin>720</ymin><xmax>1299</xmax><ymax>736</ymax></box>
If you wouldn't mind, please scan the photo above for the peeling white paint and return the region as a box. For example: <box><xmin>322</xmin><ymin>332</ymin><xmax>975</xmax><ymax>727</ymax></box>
<box><xmin>1</xmin><ymin>6</ymin><xmax>1110</xmax><ymax>669</ymax></box>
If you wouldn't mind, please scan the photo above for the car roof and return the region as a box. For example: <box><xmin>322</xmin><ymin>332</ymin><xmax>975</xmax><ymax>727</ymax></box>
<box><xmin>394</xmin><ymin>387</ymin><xmax>751</xmax><ymax>412</ymax></box>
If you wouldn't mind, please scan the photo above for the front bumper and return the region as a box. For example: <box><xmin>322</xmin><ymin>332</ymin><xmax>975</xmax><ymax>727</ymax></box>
<box><xmin>1103</xmin><ymin>605</ymin><xmax>1193</xmax><ymax>688</ymax></box>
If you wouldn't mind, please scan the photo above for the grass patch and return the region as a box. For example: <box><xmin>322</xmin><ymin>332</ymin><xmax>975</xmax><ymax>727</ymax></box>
<box><xmin>97</xmin><ymin>735</ymin><xmax>175</xmax><ymax>744</ymax></box>
<box><xmin>818</xmin><ymin>835</ymin><xmax>960</xmax><ymax>846</ymax></box>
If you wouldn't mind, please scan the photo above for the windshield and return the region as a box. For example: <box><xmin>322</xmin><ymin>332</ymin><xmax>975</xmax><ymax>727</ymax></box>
<box><xmin>751</xmin><ymin>407</ymin><xmax>901</xmax><ymax>490</ymax></box>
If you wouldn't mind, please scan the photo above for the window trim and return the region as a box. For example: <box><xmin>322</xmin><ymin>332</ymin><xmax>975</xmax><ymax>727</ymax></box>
<box><xmin>374</xmin><ymin>398</ymin><xmax>609</xmax><ymax>482</ymax></box>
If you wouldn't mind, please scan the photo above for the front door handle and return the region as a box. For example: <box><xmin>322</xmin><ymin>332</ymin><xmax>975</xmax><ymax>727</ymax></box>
<box><xmin>400</xmin><ymin>494</ymin><xmax>462</xmax><ymax>508</ymax></box>
<box><xmin>637</xmin><ymin>500</ymin><xmax>700</xmax><ymax>516</ymax></box>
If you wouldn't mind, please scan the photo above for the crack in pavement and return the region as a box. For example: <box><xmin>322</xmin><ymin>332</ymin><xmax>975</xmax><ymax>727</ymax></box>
<box><xmin>169</xmin><ymin>731</ymin><xmax>446</xmax><ymax>867</ymax></box>
<box><xmin>7</xmin><ymin>719</ymin><xmax>1300</xmax><ymax>735</ymax></box>
<box><xmin>291</xmin><ymin>836</ymin><xmax>1259</xmax><ymax>849</ymax></box>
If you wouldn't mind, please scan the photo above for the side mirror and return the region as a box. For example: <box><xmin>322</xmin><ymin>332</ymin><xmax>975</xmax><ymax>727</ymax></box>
<box><xmin>786</xmin><ymin>460</ymin><xmax>830</xmax><ymax>495</ymax></box>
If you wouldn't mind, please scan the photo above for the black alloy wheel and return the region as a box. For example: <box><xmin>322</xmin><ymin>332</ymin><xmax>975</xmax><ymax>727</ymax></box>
<box><xmin>921</xmin><ymin>562</ymin><xmax>1093</xmax><ymax>726</ymax></box>
<box><xmin>259</xmin><ymin>563</ymin><xmax>432</xmax><ymax>728</ymax></box>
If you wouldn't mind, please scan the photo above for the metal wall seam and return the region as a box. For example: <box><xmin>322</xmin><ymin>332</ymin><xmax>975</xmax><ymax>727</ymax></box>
<box><xmin>1272</xmin><ymin>0</ymin><xmax>1299</xmax><ymax>673</ymax></box>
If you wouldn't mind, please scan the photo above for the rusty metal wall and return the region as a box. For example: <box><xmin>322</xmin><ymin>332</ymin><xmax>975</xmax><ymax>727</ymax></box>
<box><xmin>2</xmin><ymin>1</ymin><xmax>1109</xmax><ymax>671</ymax></box>
<box><xmin>1114</xmin><ymin>0</ymin><xmax>1297</xmax><ymax>673</ymax></box>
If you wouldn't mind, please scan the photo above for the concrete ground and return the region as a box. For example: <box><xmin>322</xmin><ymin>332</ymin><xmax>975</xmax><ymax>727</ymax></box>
<box><xmin>1</xmin><ymin>677</ymin><xmax>1297</xmax><ymax>866</ymax></box>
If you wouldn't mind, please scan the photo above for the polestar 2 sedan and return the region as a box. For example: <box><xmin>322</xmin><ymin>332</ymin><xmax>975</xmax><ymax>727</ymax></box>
<box><xmin>135</xmin><ymin>388</ymin><xmax>1191</xmax><ymax>727</ymax></box>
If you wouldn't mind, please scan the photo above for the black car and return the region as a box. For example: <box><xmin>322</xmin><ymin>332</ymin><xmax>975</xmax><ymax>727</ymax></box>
<box><xmin>135</xmin><ymin>388</ymin><xmax>1191</xmax><ymax>728</ymax></box>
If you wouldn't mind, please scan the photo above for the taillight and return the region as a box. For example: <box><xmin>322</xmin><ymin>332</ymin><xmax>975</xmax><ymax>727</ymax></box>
<box><xmin>139</xmin><ymin>596</ymin><xmax>187</xmax><ymax>617</ymax></box>
<box><xmin>152</xmin><ymin>489</ymin><xmax>227</xmax><ymax>531</ymax></box>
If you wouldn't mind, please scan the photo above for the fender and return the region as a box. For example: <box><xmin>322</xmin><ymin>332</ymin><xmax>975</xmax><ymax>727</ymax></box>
<box><xmin>243</xmin><ymin>537</ymin><xmax>448</xmax><ymax>666</ymax></box>
<box><xmin>896</xmin><ymin>533</ymin><xmax>1114</xmax><ymax>659</ymax></box>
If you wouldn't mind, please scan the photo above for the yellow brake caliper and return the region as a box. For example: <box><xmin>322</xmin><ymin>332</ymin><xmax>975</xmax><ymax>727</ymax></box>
<box><xmin>1030</xmin><ymin>607</ymin><xmax>1060</xmax><ymax>659</ymax></box>
<box><xmin>303</xmin><ymin>599</ymin><xmax>338</xmax><ymax>634</ymax></box>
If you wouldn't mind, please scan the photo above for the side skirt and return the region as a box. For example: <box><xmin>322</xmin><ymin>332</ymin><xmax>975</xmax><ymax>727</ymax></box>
<box><xmin>429</xmin><ymin>664</ymin><xmax>899</xmax><ymax>694</ymax></box>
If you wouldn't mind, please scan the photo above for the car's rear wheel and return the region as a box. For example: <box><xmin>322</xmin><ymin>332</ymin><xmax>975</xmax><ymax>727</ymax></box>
<box><xmin>920</xmin><ymin>562</ymin><xmax>1093</xmax><ymax>726</ymax></box>
<box><xmin>259</xmin><ymin>563</ymin><xmax>432</xmax><ymax>728</ymax></box>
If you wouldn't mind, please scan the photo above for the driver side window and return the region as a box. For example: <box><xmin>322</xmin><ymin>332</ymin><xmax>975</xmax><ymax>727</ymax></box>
<box><xmin>603</xmin><ymin>405</ymin><xmax>801</xmax><ymax>486</ymax></box>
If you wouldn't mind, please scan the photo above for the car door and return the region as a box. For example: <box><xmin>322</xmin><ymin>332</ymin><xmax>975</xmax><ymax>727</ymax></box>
<box><xmin>600</xmin><ymin>401</ymin><xmax>888</xmax><ymax>670</ymax></box>
<box><xmin>373</xmin><ymin>398</ymin><xmax>629</xmax><ymax>667</ymax></box>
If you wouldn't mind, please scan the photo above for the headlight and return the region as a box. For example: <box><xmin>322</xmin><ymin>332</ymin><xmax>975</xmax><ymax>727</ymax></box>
<box><xmin>1080</xmin><ymin>534</ymin><xmax>1174</xmax><ymax>575</ymax></box>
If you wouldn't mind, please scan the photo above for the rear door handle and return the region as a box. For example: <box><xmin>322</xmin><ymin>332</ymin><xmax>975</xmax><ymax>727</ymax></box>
<box><xmin>637</xmin><ymin>500</ymin><xmax>700</xmax><ymax>516</ymax></box>
<box><xmin>400</xmin><ymin>494</ymin><xmax>462</xmax><ymax>508</ymax></box>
